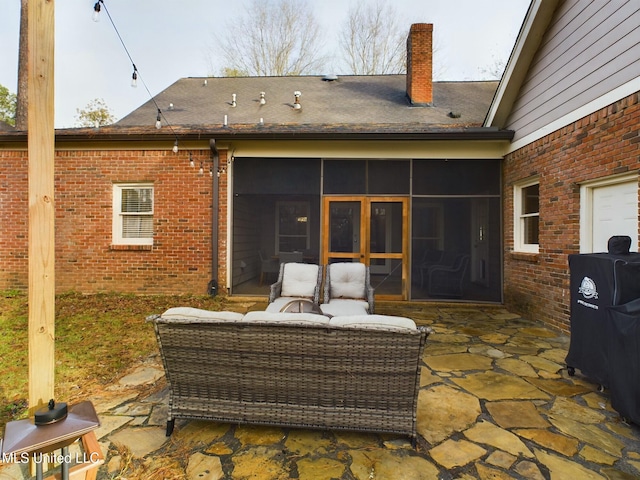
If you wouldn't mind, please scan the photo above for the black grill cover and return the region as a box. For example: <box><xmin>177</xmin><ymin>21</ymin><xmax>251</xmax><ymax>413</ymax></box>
<box><xmin>566</xmin><ymin>252</ymin><xmax>640</xmax><ymax>387</ymax></box>
<box><xmin>607</xmin><ymin>298</ymin><xmax>640</xmax><ymax>425</ymax></box>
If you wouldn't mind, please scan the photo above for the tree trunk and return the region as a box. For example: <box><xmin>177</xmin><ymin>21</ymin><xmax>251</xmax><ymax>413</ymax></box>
<box><xmin>16</xmin><ymin>0</ymin><xmax>29</xmax><ymax>130</ymax></box>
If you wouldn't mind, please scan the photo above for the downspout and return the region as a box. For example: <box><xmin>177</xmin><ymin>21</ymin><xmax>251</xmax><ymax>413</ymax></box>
<box><xmin>208</xmin><ymin>138</ymin><xmax>219</xmax><ymax>296</ymax></box>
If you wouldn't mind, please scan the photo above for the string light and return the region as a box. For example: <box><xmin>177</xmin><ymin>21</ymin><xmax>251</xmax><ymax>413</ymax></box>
<box><xmin>189</xmin><ymin>153</ymin><xmax>195</xmax><ymax>168</ymax></box>
<box><xmin>92</xmin><ymin>1</ymin><xmax>102</xmax><ymax>22</ymax></box>
<box><xmin>93</xmin><ymin>1</ymin><xmax>180</xmax><ymax>153</ymax></box>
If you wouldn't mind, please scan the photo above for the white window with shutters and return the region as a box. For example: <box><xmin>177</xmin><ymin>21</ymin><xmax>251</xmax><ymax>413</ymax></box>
<box><xmin>112</xmin><ymin>183</ymin><xmax>154</xmax><ymax>245</ymax></box>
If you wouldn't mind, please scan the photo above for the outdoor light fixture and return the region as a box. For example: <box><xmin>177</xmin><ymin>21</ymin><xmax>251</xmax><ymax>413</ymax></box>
<box><xmin>155</xmin><ymin>109</ymin><xmax>162</xmax><ymax>129</ymax></box>
<box><xmin>92</xmin><ymin>1</ymin><xmax>102</xmax><ymax>22</ymax></box>
<box><xmin>131</xmin><ymin>66</ymin><xmax>138</xmax><ymax>88</ymax></box>
<box><xmin>173</xmin><ymin>140</ymin><xmax>179</xmax><ymax>154</ymax></box>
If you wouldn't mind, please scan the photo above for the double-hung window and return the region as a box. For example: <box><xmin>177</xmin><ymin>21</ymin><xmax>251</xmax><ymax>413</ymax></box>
<box><xmin>514</xmin><ymin>179</ymin><xmax>539</xmax><ymax>253</ymax></box>
<box><xmin>276</xmin><ymin>201</ymin><xmax>310</xmax><ymax>253</ymax></box>
<box><xmin>113</xmin><ymin>183</ymin><xmax>154</xmax><ymax>246</ymax></box>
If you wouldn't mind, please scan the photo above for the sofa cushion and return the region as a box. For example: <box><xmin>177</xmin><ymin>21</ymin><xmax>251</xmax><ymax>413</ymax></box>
<box><xmin>329</xmin><ymin>314</ymin><xmax>417</xmax><ymax>331</ymax></box>
<box><xmin>281</xmin><ymin>263</ymin><xmax>319</xmax><ymax>298</ymax></box>
<box><xmin>329</xmin><ymin>263</ymin><xmax>366</xmax><ymax>299</ymax></box>
<box><xmin>243</xmin><ymin>310</ymin><xmax>330</xmax><ymax>325</ymax></box>
<box><xmin>161</xmin><ymin>307</ymin><xmax>244</xmax><ymax>322</ymax></box>
<box><xmin>320</xmin><ymin>299</ymin><xmax>369</xmax><ymax>317</ymax></box>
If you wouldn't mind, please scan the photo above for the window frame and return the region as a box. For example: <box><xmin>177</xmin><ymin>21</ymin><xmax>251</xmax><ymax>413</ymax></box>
<box><xmin>275</xmin><ymin>201</ymin><xmax>310</xmax><ymax>254</ymax></box>
<box><xmin>513</xmin><ymin>178</ymin><xmax>539</xmax><ymax>253</ymax></box>
<box><xmin>112</xmin><ymin>183</ymin><xmax>154</xmax><ymax>246</ymax></box>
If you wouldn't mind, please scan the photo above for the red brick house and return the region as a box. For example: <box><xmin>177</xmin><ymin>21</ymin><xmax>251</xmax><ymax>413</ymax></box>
<box><xmin>1</xmin><ymin>1</ymin><xmax>638</xmax><ymax>332</ymax></box>
<box><xmin>487</xmin><ymin>0</ymin><xmax>640</xmax><ymax>332</ymax></box>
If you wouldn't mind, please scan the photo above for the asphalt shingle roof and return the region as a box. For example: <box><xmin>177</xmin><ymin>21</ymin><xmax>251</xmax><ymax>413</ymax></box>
<box><xmin>117</xmin><ymin>75</ymin><xmax>499</xmax><ymax>131</ymax></box>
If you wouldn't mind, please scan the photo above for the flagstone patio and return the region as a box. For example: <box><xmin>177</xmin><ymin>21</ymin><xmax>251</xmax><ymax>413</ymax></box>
<box><xmin>1</xmin><ymin>302</ymin><xmax>639</xmax><ymax>479</ymax></box>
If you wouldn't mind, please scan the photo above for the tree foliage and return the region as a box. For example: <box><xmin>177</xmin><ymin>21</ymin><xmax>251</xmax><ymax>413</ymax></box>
<box><xmin>339</xmin><ymin>0</ymin><xmax>406</xmax><ymax>75</ymax></box>
<box><xmin>75</xmin><ymin>98</ymin><xmax>116</xmax><ymax>128</ymax></box>
<box><xmin>216</xmin><ymin>0</ymin><xmax>325</xmax><ymax>76</ymax></box>
<box><xmin>0</xmin><ymin>84</ymin><xmax>17</xmax><ymax>127</ymax></box>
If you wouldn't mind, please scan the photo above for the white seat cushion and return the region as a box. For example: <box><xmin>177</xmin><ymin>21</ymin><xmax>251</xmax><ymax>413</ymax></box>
<box><xmin>329</xmin><ymin>314</ymin><xmax>417</xmax><ymax>331</ymax></box>
<box><xmin>320</xmin><ymin>300</ymin><xmax>369</xmax><ymax>317</ymax></box>
<box><xmin>161</xmin><ymin>307</ymin><xmax>244</xmax><ymax>322</ymax></box>
<box><xmin>243</xmin><ymin>311</ymin><xmax>330</xmax><ymax>325</ymax></box>
<box><xmin>329</xmin><ymin>263</ymin><xmax>366</xmax><ymax>299</ymax></box>
<box><xmin>281</xmin><ymin>263</ymin><xmax>319</xmax><ymax>298</ymax></box>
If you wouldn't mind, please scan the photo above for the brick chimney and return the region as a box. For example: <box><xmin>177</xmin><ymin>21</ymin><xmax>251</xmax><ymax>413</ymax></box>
<box><xmin>406</xmin><ymin>23</ymin><xmax>433</xmax><ymax>106</ymax></box>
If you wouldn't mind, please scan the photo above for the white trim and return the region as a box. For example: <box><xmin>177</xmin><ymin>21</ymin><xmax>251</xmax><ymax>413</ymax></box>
<box><xmin>112</xmin><ymin>183</ymin><xmax>154</xmax><ymax>246</ymax></box>
<box><xmin>484</xmin><ymin>0</ymin><xmax>543</xmax><ymax>127</ymax></box>
<box><xmin>226</xmin><ymin>160</ymin><xmax>233</xmax><ymax>292</ymax></box>
<box><xmin>513</xmin><ymin>177</ymin><xmax>540</xmax><ymax>254</ymax></box>
<box><xmin>507</xmin><ymin>78</ymin><xmax>640</xmax><ymax>154</ymax></box>
<box><xmin>579</xmin><ymin>173</ymin><xmax>638</xmax><ymax>253</ymax></box>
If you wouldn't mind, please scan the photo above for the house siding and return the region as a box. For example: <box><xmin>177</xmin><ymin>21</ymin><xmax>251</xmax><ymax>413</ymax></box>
<box><xmin>0</xmin><ymin>148</ymin><xmax>224</xmax><ymax>295</ymax></box>
<box><xmin>503</xmin><ymin>91</ymin><xmax>640</xmax><ymax>333</ymax></box>
<box><xmin>507</xmin><ymin>0</ymin><xmax>640</xmax><ymax>143</ymax></box>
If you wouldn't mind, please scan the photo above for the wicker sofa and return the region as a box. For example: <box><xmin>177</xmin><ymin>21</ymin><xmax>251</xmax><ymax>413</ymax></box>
<box><xmin>148</xmin><ymin>307</ymin><xmax>431</xmax><ymax>443</ymax></box>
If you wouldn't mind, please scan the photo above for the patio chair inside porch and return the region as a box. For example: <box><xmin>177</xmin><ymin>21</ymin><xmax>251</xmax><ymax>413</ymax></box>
<box><xmin>320</xmin><ymin>262</ymin><xmax>375</xmax><ymax>316</ymax></box>
<box><xmin>427</xmin><ymin>254</ymin><xmax>469</xmax><ymax>298</ymax></box>
<box><xmin>259</xmin><ymin>250</ymin><xmax>280</xmax><ymax>286</ymax></box>
<box><xmin>266</xmin><ymin>262</ymin><xmax>323</xmax><ymax>312</ymax></box>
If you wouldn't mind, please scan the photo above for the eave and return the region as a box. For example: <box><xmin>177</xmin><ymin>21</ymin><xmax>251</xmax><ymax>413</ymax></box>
<box><xmin>0</xmin><ymin>124</ymin><xmax>514</xmax><ymax>147</ymax></box>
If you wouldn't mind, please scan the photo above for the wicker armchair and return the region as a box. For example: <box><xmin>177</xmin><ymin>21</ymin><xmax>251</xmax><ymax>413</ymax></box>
<box><xmin>321</xmin><ymin>262</ymin><xmax>375</xmax><ymax>316</ymax></box>
<box><xmin>267</xmin><ymin>262</ymin><xmax>323</xmax><ymax>312</ymax></box>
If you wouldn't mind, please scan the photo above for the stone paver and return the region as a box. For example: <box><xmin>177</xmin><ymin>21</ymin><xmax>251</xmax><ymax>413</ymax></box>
<box><xmin>2</xmin><ymin>302</ymin><xmax>639</xmax><ymax>479</ymax></box>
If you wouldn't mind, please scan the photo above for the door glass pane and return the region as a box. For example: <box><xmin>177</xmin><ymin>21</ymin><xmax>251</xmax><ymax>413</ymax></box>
<box><xmin>370</xmin><ymin>258</ymin><xmax>403</xmax><ymax>296</ymax></box>
<box><xmin>329</xmin><ymin>202</ymin><xmax>360</xmax><ymax>253</ymax></box>
<box><xmin>370</xmin><ymin>202</ymin><xmax>403</xmax><ymax>254</ymax></box>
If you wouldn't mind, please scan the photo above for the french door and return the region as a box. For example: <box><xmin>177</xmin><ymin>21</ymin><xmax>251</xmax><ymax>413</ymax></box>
<box><xmin>322</xmin><ymin>197</ymin><xmax>409</xmax><ymax>300</ymax></box>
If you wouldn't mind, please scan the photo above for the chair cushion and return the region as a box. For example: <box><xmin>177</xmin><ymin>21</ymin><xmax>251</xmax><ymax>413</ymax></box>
<box><xmin>329</xmin><ymin>314</ymin><xmax>417</xmax><ymax>331</ymax></box>
<box><xmin>329</xmin><ymin>263</ymin><xmax>366</xmax><ymax>299</ymax></box>
<box><xmin>320</xmin><ymin>299</ymin><xmax>369</xmax><ymax>317</ymax></box>
<box><xmin>160</xmin><ymin>307</ymin><xmax>244</xmax><ymax>322</ymax></box>
<box><xmin>243</xmin><ymin>311</ymin><xmax>330</xmax><ymax>325</ymax></box>
<box><xmin>281</xmin><ymin>263</ymin><xmax>319</xmax><ymax>298</ymax></box>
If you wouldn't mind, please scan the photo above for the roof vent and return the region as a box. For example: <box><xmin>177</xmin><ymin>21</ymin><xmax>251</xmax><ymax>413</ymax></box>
<box><xmin>322</xmin><ymin>74</ymin><xmax>339</xmax><ymax>82</ymax></box>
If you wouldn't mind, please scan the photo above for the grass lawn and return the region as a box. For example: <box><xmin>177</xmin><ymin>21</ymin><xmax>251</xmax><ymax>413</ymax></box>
<box><xmin>0</xmin><ymin>291</ymin><xmax>228</xmax><ymax>431</ymax></box>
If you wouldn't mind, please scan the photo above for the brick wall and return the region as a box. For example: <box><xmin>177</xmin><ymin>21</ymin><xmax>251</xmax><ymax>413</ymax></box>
<box><xmin>0</xmin><ymin>147</ymin><xmax>228</xmax><ymax>295</ymax></box>
<box><xmin>503</xmin><ymin>92</ymin><xmax>640</xmax><ymax>333</ymax></box>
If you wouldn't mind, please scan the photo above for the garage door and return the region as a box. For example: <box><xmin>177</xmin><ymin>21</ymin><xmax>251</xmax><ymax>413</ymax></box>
<box><xmin>591</xmin><ymin>180</ymin><xmax>638</xmax><ymax>252</ymax></box>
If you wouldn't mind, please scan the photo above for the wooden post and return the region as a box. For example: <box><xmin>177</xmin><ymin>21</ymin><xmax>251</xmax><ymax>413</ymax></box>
<box><xmin>28</xmin><ymin>0</ymin><xmax>56</xmax><ymax>412</ymax></box>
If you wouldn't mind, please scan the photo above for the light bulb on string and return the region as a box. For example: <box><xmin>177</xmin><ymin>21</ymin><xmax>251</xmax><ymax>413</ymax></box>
<box><xmin>189</xmin><ymin>153</ymin><xmax>195</xmax><ymax>168</ymax></box>
<box><xmin>131</xmin><ymin>66</ymin><xmax>138</xmax><ymax>88</ymax></box>
<box><xmin>155</xmin><ymin>109</ymin><xmax>162</xmax><ymax>129</ymax></box>
<box><xmin>199</xmin><ymin>162</ymin><xmax>204</xmax><ymax>175</ymax></box>
<box><xmin>92</xmin><ymin>1</ymin><xmax>101</xmax><ymax>22</ymax></box>
<box><xmin>173</xmin><ymin>140</ymin><xmax>179</xmax><ymax>154</ymax></box>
